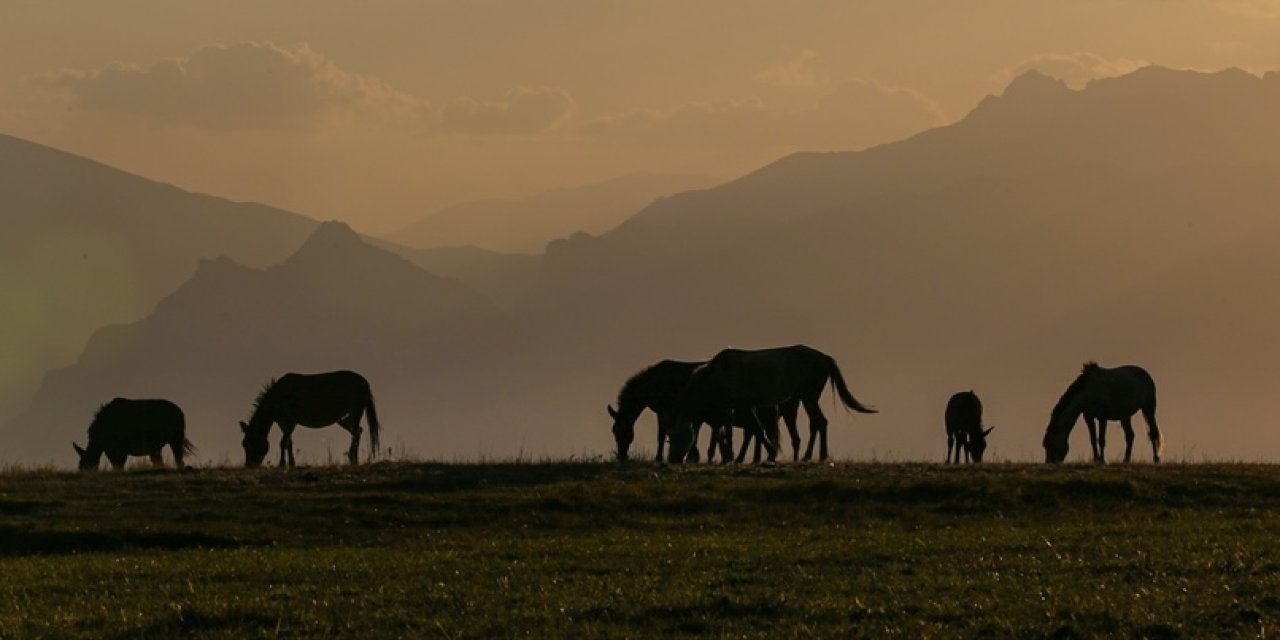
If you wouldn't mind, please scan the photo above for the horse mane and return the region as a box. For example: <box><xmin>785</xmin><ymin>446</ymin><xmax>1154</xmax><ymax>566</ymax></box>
<box><xmin>245</xmin><ymin>378</ymin><xmax>281</xmax><ymax>428</ymax></box>
<box><xmin>1050</xmin><ymin>362</ymin><xmax>1101</xmax><ymax>421</ymax></box>
<box><xmin>252</xmin><ymin>378</ymin><xmax>278</xmax><ymax>410</ymax></box>
<box><xmin>617</xmin><ymin>364</ymin><xmax>660</xmax><ymax>407</ymax></box>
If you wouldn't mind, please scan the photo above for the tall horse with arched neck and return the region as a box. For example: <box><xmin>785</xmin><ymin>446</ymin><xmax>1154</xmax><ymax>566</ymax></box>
<box><xmin>667</xmin><ymin>345</ymin><xmax>876</xmax><ymax>463</ymax></box>
<box><xmin>1042</xmin><ymin>362</ymin><xmax>1162</xmax><ymax>464</ymax></box>
<box><xmin>240</xmin><ymin>370</ymin><xmax>381</xmax><ymax>467</ymax></box>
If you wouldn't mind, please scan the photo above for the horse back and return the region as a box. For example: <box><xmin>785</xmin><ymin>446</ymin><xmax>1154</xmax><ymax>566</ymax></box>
<box><xmin>88</xmin><ymin>398</ymin><xmax>185</xmax><ymax>454</ymax></box>
<box><xmin>271</xmin><ymin>370</ymin><xmax>373</xmax><ymax>426</ymax></box>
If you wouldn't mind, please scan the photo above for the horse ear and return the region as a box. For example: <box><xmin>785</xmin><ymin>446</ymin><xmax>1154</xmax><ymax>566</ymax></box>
<box><xmin>984</xmin><ymin>426</ymin><xmax>995</xmax><ymax>437</ymax></box>
<box><xmin>607</xmin><ymin>405</ymin><xmax>618</xmax><ymax>419</ymax></box>
<box><xmin>239</xmin><ymin>421</ymin><xmax>248</xmax><ymax>433</ymax></box>
<box><xmin>72</xmin><ymin>442</ymin><xmax>85</xmax><ymax>456</ymax></box>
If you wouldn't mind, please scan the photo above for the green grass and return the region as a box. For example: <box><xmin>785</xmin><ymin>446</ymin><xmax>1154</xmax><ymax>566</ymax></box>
<box><xmin>2</xmin><ymin>462</ymin><xmax>1279</xmax><ymax>638</ymax></box>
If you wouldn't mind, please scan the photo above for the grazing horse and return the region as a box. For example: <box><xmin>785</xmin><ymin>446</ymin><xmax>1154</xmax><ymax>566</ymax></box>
<box><xmin>945</xmin><ymin>390</ymin><xmax>994</xmax><ymax>464</ymax></box>
<box><xmin>608</xmin><ymin>360</ymin><xmax>705</xmax><ymax>462</ymax></box>
<box><xmin>1042</xmin><ymin>362</ymin><xmax>1162</xmax><ymax>464</ymax></box>
<box><xmin>73</xmin><ymin>398</ymin><xmax>193</xmax><ymax>470</ymax></box>
<box><xmin>240</xmin><ymin>370</ymin><xmax>381</xmax><ymax>468</ymax></box>
<box><xmin>668</xmin><ymin>345</ymin><xmax>877</xmax><ymax>463</ymax></box>
<box><xmin>608</xmin><ymin>359</ymin><xmax>806</xmax><ymax>463</ymax></box>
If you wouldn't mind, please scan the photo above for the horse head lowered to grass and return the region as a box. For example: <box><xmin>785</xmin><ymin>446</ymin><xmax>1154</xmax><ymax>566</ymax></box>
<box><xmin>240</xmin><ymin>370</ymin><xmax>380</xmax><ymax>468</ymax></box>
<box><xmin>1042</xmin><ymin>362</ymin><xmax>1162</xmax><ymax>464</ymax></box>
<box><xmin>73</xmin><ymin>398</ymin><xmax>193</xmax><ymax>470</ymax></box>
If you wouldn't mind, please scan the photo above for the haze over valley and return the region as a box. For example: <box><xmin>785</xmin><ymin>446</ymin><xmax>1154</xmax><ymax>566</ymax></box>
<box><xmin>6</xmin><ymin>3</ymin><xmax>1280</xmax><ymax>466</ymax></box>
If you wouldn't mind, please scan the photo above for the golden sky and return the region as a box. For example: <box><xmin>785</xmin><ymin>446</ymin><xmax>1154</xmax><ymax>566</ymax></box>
<box><xmin>2</xmin><ymin>0</ymin><xmax>1278</xmax><ymax>233</ymax></box>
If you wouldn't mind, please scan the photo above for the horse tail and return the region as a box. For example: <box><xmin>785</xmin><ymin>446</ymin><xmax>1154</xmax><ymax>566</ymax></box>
<box><xmin>182</xmin><ymin>438</ymin><xmax>197</xmax><ymax>457</ymax></box>
<box><xmin>1145</xmin><ymin>391</ymin><xmax>1163</xmax><ymax>461</ymax></box>
<box><xmin>365</xmin><ymin>391</ymin><xmax>382</xmax><ymax>458</ymax></box>
<box><xmin>826</xmin><ymin>356</ymin><xmax>877</xmax><ymax>414</ymax></box>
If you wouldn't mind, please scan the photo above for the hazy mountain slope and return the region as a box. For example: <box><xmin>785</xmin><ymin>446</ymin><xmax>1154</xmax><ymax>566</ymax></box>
<box><xmin>598</xmin><ymin>68</ymin><xmax>1280</xmax><ymax>244</ymax></box>
<box><xmin>7</xmin><ymin>222</ymin><xmax>509</xmax><ymax>465</ymax></box>
<box><xmin>0</xmin><ymin>133</ymin><xmax>319</xmax><ymax>420</ymax></box>
<box><xmin>386</xmin><ymin>173</ymin><xmax>716</xmax><ymax>253</ymax></box>
<box><xmin>378</xmin><ymin>243</ymin><xmax>542</xmax><ymax>307</ymax></box>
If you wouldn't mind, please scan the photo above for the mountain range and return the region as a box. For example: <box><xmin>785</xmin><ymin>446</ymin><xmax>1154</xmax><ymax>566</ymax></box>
<box><xmin>386</xmin><ymin>172</ymin><xmax>716</xmax><ymax>253</ymax></box>
<box><xmin>9</xmin><ymin>66</ymin><xmax>1280</xmax><ymax>465</ymax></box>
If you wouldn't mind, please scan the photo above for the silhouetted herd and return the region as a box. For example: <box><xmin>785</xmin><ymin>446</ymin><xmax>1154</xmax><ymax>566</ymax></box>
<box><xmin>72</xmin><ymin>345</ymin><xmax>1162</xmax><ymax>470</ymax></box>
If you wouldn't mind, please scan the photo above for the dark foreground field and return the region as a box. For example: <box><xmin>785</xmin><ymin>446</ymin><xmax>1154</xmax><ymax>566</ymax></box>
<box><xmin>1</xmin><ymin>462</ymin><xmax>1278</xmax><ymax>638</ymax></box>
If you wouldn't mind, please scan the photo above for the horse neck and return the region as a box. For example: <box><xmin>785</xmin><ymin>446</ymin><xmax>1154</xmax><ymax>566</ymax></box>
<box><xmin>615</xmin><ymin>390</ymin><xmax>648</xmax><ymax>422</ymax></box>
<box><xmin>246</xmin><ymin>404</ymin><xmax>275</xmax><ymax>435</ymax></box>
<box><xmin>1049</xmin><ymin>391</ymin><xmax>1088</xmax><ymax>437</ymax></box>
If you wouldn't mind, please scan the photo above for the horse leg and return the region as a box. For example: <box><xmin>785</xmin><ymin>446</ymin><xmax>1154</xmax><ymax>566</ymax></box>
<box><xmin>171</xmin><ymin>440</ymin><xmax>185</xmax><ymax>469</ymax></box>
<box><xmin>719</xmin><ymin>421</ymin><xmax>735</xmax><ymax>464</ymax></box>
<box><xmin>1119</xmin><ymin>416</ymin><xmax>1136</xmax><ymax>464</ymax></box>
<box><xmin>782</xmin><ymin>401</ymin><xmax>801</xmax><ymax>462</ymax></box>
<box><xmin>736</xmin><ymin>428</ymin><xmax>751</xmax><ymax>464</ymax></box>
<box><xmin>341</xmin><ymin>416</ymin><xmax>363</xmax><ymax>465</ymax></box>
<box><xmin>1083</xmin><ymin>415</ymin><xmax>1099</xmax><ymax>462</ymax></box>
<box><xmin>802</xmin><ymin>398</ymin><xmax>830</xmax><ymax>461</ymax></box>
<box><xmin>1097</xmin><ymin>419</ymin><xmax>1109</xmax><ymax>464</ymax></box>
<box><xmin>685</xmin><ymin>421</ymin><xmax>705</xmax><ymax>463</ymax></box>
<box><xmin>278</xmin><ymin>423</ymin><xmax>295</xmax><ymax>468</ymax></box>
<box><xmin>1142</xmin><ymin>406</ymin><xmax>1162</xmax><ymax>464</ymax></box>
<box><xmin>946</xmin><ymin>432</ymin><xmax>955</xmax><ymax>464</ymax></box>
<box><xmin>655</xmin><ymin>414</ymin><xmax>669</xmax><ymax>463</ymax></box>
<box><xmin>753</xmin><ymin>415</ymin><xmax>776</xmax><ymax>464</ymax></box>
<box><xmin>108</xmin><ymin>452</ymin><xmax>127</xmax><ymax>470</ymax></box>
<box><xmin>150</xmin><ymin>452</ymin><xmax>164</xmax><ymax>468</ymax></box>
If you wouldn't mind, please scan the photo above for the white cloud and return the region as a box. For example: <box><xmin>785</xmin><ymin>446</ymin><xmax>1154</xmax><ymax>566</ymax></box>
<box><xmin>996</xmin><ymin>53</ymin><xmax>1146</xmax><ymax>90</ymax></box>
<box><xmin>440</xmin><ymin>86</ymin><xmax>576</xmax><ymax>135</ymax></box>
<box><xmin>581</xmin><ymin>79</ymin><xmax>947</xmax><ymax>152</ymax></box>
<box><xmin>29</xmin><ymin>42</ymin><xmax>428</xmax><ymax>130</ymax></box>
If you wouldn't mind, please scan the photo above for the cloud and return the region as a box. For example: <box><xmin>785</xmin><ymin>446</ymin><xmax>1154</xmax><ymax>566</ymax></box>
<box><xmin>581</xmin><ymin>79</ymin><xmax>947</xmax><ymax>151</ymax></box>
<box><xmin>755</xmin><ymin>49</ymin><xmax>828</xmax><ymax>88</ymax></box>
<box><xmin>996</xmin><ymin>53</ymin><xmax>1146</xmax><ymax>90</ymax></box>
<box><xmin>28</xmin><ymin>42</ymin><xmax>428</xmax><ymax>130</ymax></box>
<box><xmin>1214</xmin><ymin>0</ymin><xmax>1280</xmax><ymax>19</ymax></box>
<box><xmin>440</xmin><ymin>86</ymin><xmax>576</xmax><ymax>135</ymax></box>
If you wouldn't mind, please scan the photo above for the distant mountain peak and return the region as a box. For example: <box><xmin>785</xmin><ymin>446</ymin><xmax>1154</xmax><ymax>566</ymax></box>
<box><xmin>1004</xmin><ymin>69</ymin><xmax>1071</xmax><ymax>96</ymax></box>
<box><xmin>304</xmin><ymin>219</ymin><xmax>362</xmax><ymax>246</ymax></box>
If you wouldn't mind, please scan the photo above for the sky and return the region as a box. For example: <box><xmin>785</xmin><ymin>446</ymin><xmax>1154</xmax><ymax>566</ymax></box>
<box><xmin>2</xmin><ymin>1</ymin><xmax>1279</xmax><ymax>234</ymax></box>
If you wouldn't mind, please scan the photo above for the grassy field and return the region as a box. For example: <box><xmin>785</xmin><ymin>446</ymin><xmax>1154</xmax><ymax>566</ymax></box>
<box><xmin>1</xmin><ymin>461</ymin><xmax>1279</xmax><ymax>638</ymax></box>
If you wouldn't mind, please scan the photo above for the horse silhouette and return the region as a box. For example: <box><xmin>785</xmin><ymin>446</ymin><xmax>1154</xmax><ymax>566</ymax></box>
<box><xmin>240</xmin><ymin>370</ymin><xmax>381</xmax><ymax>468</ymax></box>
<box><xmin>945</xmin><ymin>390</ymin><xmax>993</xmax><ymax>464</ymax></box>
<box><xmin>608</xmin><ymin>360</ymin><xmax>803</xmax><ymax>463</ymax></box>
<box><xmin>73</xmin><ymin>398</ymin><xmax>193</xmax><ymax>470</ymax></box>
<box><xmin>668</xmin><ymin>345</ymin><xmax>876</xmax><ymax>463</ymax></box>
<box><xmin>1043</xmin><ymin>362</ymin><xmax>1162</xmax><ymax>464</ymax></box>
<box><xmin>608</xmin><ymin>360</ymin><xmax>705</xmax><ymax>462</ymax></box>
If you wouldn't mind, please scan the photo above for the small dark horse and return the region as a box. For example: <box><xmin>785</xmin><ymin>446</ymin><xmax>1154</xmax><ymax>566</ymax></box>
<box><xmin>1043</xmin><ymin>362</ymin><xmax>1163</xmax><ymax>464</ymax></box>
<box><xmin>73</xmin><ymin>398</ymin><xmax>193</xmax><ymax>470</ymax></box>
<box><xmin>945</xmin><ymin>390</ymin><xmax>994</xmax><ymax>464</ymax></box>
<box><xmin>608</xmin><ymin>360</ymin><xmax>705</xmax><ymax>462</ymax></box>
<box><xmin>668</xmin><ymin>345</ymin><xmax>877</xmax><ymax>463</ymax></box>
<box><xmin>240</xmin><ymin>370</ymin><xmax>381</xmax><ymax>467</ymax></box>
<box><xmin>608</xmin><ymin>360</ymin><xmax>804</xmax><ymax>463</ymax></box>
